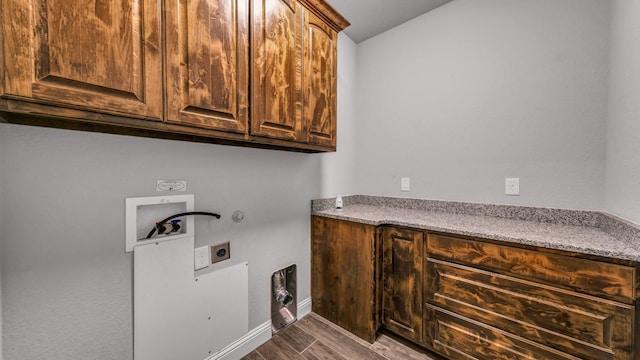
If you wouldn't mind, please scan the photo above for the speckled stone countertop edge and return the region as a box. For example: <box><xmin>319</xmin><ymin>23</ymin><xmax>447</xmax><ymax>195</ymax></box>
<box><xmin>312</xmin><ymin>195</ymin><xmax>603</xmax><ymax>226</ymax></box>
<box><xmin>311</xmin><ymin>195</ymin><xmax>640</xmax><ymax>263</ymax></box>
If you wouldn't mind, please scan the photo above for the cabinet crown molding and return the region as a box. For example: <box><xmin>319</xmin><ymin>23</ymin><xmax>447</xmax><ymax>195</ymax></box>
<box><xmin>298</xmin><ymin>0</ymin><xmax>350</xmax><ymax>32</ymax></box>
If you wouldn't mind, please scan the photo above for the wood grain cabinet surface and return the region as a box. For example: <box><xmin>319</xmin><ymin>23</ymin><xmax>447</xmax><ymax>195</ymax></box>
<box><xmin>310</xmin><ymin>217</ymin><xmax>639</xmax><ymax>359</ymax></box>
<box><xmin>164</xmin><ymin>0</ymin><xmax>250</xmax><ymax>133</ymax></box>
<box><xmin>251</xmin><ymin>0</ymin><xmax>304</xmax><ymax>142</ymax></box>
<box><xmin>0</xmin><ymin>0</ymin><xmax>348</xmax><ymax>152</ymax></box>
<box><xmin>303</xmin><ymin>10</ymin><xmax>337</xmax><ymax>148</ymax></box>
<box><xmin>311</xmin><ymin>216</ymin><xmax>381</xmax><ymax>343</ymax></box>
<box><xmin>425</xmin><ymin>233</ymin><xmax>637</xmax><ymax>360</ymax></box>
<box><xmin>1</xmin><ymin>0</ymin><xmax>163</xmax><ymax>119</ymax></box>
<box><xmin>382</xmin><ymin>227</ymin><xmax>424</xmax><ymax>343</ymax></box>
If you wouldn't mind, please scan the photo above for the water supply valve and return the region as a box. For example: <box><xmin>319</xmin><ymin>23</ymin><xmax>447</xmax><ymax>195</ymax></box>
<box><xmin>155</xmin><ymin>219</ymin><xmax>182</xmax><ymax>236</ymax></box>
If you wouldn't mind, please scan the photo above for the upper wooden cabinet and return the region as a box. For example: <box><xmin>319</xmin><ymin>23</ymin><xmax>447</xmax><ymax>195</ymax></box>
<box><xmin>0</xmin><ymin>0</ymin><xmax>348</xmax><ymax>152</ymax></box>
<box><xmin>164</xmin><ymin>0</ymin><xmax>250</xmax><ymax>133</ymax></box>
<box><xmin>1</xmin><ymin>0</ymin><xmax>163</xmax><ymax>120</ymax></box>
<box><xmin>304</xmin><ymin>10</ymin><xmax>337</xmax><ymax>147</ymax></box>
<box><xmin>250</xmin><ymin>0</ymin><xmax>342</xmax><ymax>147</ymax></box>
<box><xmin>250</xmin><ymin>0</ymin><xmax>304</xmax><ymax>141</ymax></box>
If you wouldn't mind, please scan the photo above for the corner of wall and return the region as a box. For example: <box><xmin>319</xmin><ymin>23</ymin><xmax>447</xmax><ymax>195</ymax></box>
<box><xmin>0</xmin><ymin>124</ymin><xmax>5</xmax><ymax>360</ymax></box>
<box><xmin>604</xmin><ymin>0</ymin><xmax>640</xmax><ymax>224</ymax></box>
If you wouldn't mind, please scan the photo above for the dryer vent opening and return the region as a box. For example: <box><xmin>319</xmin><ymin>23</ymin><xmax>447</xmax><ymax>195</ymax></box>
<box><xmin>271</xmin><ymin>264</ymin><xmax>297</xmax><ymax>334</ymax></box>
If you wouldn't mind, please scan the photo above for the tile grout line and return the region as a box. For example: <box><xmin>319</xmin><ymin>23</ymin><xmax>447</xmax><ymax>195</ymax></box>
<box><xmin>299</xmin><ymin>339</ymin><xmax>318</xmax><ymax>355</ymax></box>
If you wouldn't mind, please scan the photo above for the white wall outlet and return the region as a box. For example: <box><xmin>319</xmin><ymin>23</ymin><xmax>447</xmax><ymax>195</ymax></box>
<box><xmin>194</xmin><ymin>246</ymin><xmax>210</xmax><ymax>270</ymax></box>
<box><xmin>401</xmin><ymin>177</ymin><xmax>410</xmax><ymax>192</ymax></box>
<box><xmin>505</xmin><ymin>178</ymin><xmax>520</xmax><ymax>196</ymax></box>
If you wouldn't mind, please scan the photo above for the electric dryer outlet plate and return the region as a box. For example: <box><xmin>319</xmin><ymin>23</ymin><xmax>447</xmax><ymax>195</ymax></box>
<box><xmin>211</xmin><ymin>242</ymin><xmax>230</xmax><ymax>263</ymax></box>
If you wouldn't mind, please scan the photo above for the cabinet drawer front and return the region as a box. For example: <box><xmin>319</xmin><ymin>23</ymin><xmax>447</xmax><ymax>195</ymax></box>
<box><xmin>425</xmin><ymin>305</ymin><xmax>580</xmax><ymax>360</ymax></box>
<box><xmin>427</xmin><ymin>234</ymin><xmax>636</xmax><ymax>303</ymax></box>
<box><xmin>426</xmin><ymin>259</ymin><xmax>634</xmax><ymax>360</ymax></box>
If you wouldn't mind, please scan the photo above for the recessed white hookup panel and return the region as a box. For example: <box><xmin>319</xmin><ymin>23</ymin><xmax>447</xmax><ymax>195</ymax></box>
<box><xmin>134</xmin><ymin>237</ymin><xmax>248</xmax><ymax>360</ymax></box>
<box><xmin>125</xmin><ymin>194</ymin><xmax>195</xmax><ymax>252</ymax></box>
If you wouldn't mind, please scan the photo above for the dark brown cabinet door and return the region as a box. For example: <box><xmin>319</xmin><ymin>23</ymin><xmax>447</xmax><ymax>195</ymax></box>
<box><xmin>311</xmin><ymin>216</ymin><xmax>381</xmax><ymax>343</ymax></box>
<box><xmin>251</xmin><ymin>0</ymin><xmax>304</xmax><ymax>141</ymax></box>
<box><xmin>2</xmin><ymin>0</ymin><xmax>162</xmax><ymax>119</ymax></box>
<box><xmin>164</xmin><ymin>0</ymin><xmax>249</xmax><ymax>133</ymax></box>
<box><xmin>382</xmin><ymin>227</ymin><xmax>424</xmax><ymax>343</ymax></box>
<box><xmin>303</xmin><ymin>11</ymin><xmax>337</xmax><ymax>148</ymax></box>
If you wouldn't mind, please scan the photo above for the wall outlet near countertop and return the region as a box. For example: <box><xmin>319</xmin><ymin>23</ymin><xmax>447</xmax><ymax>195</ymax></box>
<box><xmin>401</xmin><ymin>177</ymin><xmax>410</xmax><ymax>192</ymax></box>
<box><xmin>505</xmin><ymin>178</ymin><xmax>520</xmax><ymax>196</ymax></box>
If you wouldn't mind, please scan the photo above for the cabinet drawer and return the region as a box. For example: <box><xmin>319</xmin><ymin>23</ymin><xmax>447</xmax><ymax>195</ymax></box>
<box><xmin>425</xmin><ymin>305</ymin><xmax>580</xmax><ymax>360</ymax></box>
<box><xmin>426</xmin><ymin>258</ymin><xmax>634</xmax><ymax>360</ymax></box>
<box><xmin>426</xmin><ymin>233</ymin><xmax>636</xmax><ymax>303</ymax></box>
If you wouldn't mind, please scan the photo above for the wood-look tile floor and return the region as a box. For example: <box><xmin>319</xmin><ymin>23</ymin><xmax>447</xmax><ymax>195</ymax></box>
<box><xmin>242</xmin><ymin>313</ymin><xmax>443</xmax><ymax>360</ymax></box>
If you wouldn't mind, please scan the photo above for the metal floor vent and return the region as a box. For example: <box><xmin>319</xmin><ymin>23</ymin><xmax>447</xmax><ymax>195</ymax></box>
<box><xmin>271</xmin><ymin>264</ymin><xmax>297</xmax><ymax>334</ymax></box>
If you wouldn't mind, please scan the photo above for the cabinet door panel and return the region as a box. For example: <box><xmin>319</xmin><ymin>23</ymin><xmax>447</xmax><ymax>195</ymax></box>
<box><xmin>3</xmin><ymin>0</ymin><xmax>162</xmax><ymax>119</ymax></box>
<box><xmin>304</xmin><ymin>11</ymin><xmax>336</xmax><ymax>148</ymax></box>
<box><xmin>251</xmin><ymin>0</ymin><xmax>303</xmax><ymax>141</ymax></box>
<box><xmin>382</xmin><ymin>227</ymin><xmax>423</xmax><ymax>343</ymax></box>
<box><xmin>165</xmin><ymin>0</ymin><xmax>249</xmax><ymax>132</ymax></box>
<box><xmin>311</xmin><ymin>216</ymin><xmax>380</xmax><ymax>343</ymax></box>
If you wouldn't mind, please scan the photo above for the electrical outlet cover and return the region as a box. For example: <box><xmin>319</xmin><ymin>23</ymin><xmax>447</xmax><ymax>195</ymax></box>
<box><xmin>211</xmin><ymin>242</ymin><xmax>230</xmax><ymax>264</ymax></box>
<box><xmin>505</xmin><ymin>178</ymin><xmax>520</xmax><ymax>196</ymax></box>
<box><xmin>401</xmin><ymin>177</ymin><xmax>410</xmax><ymax>192</ymax></box>
<box><xmin>194</xmin><ymin>246</ymin><xmax>210</xmax><ymax>270</ymax></box>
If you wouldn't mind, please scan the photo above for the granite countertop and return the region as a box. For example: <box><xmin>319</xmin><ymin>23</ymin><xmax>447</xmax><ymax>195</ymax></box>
<box><xmin>311</xmin><ymin>196</ymin><xmax>640</xmax><ymax>263</ymax></box>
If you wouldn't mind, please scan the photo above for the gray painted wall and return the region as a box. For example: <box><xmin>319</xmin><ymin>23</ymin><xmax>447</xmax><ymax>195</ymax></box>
<box><xmin>355</xmin><ymin>0</ymin><xmax>609</xmax><ymax>209</ymax></box>
<box><xmin>0</xmin><ymin>32</ymin><xmax>358</xmax><ymax>360</ymax></box>
<box><xmin>605</xmin><ymin>0</ymin><xmax>640</xmax><ymax>223</ymax></box>
<box><xmin>0</xmin><ymin>125</ymin><xmax>322</xmax><ymax>360</ymax></box>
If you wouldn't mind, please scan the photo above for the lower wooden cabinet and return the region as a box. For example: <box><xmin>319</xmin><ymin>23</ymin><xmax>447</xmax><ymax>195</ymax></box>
<box><xmin>425</xmin><ymin>233</ymin><xmax>636</xmax><ymax>360</ymax></box>
<box><xmin>310</xmin><ymin>217</ymin><xmax>639</xmax><ymax>359</ymax></box>
<box><xmin>310</xmin><ymin>216</ymin><xmax>381</xmax><ymax>342</ymax></box>
<box><xmin>382</xmin><ymin>227</ymin><xmax>424</xmax><ymax>343</ymax></box>
<box><xmin>425</xmin><ymin>258</ymin><xmax>634</xmax><ymax>359</ymax></box>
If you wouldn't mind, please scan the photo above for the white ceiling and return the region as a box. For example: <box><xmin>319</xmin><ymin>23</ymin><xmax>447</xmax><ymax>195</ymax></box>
<box><xmin>327</xmin><ymin>0</ymin><xmax>454</xmax><ymax>43</ymax></box>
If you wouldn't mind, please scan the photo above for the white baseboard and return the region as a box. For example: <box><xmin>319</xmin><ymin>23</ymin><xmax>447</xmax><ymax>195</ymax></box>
<box><xmin>208</xmin><ymin>320</ymin><xmax>270</xmax><ymax>360</ymax></box>
<box><xmin>298</xmin><ymin>297</ymin><xmax>312</xmax><ymax>318</ymax></box>
<box><xmin>209</xmin><ymin>297</ymin><xmax>312</xmax><ymax>360</ymax></box>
